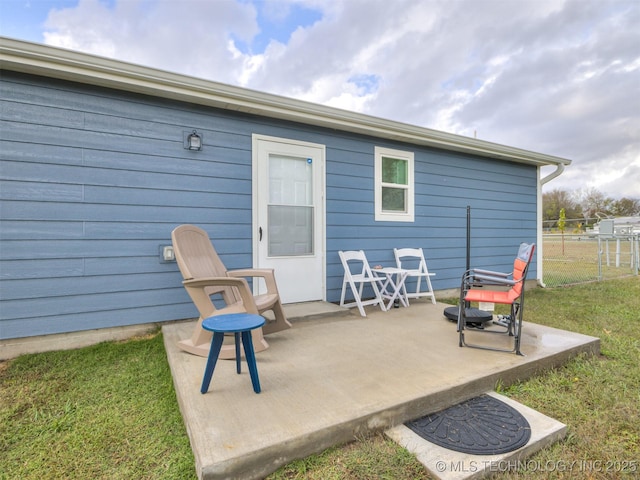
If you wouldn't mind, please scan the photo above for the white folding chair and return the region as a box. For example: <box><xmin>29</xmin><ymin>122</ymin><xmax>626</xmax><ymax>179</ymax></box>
<box><xmin>394</xmin><ymin>247</ymin><xmax>436</xmax><ymax>304</ymax></box>
<box><xmin>339</xmin><ymin>250</ymin><xmax>386</xmax><ymax>317</ymax></box>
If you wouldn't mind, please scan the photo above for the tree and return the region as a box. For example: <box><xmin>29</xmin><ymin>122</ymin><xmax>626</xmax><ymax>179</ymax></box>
<box><xmin>544</xmin><ymin>188</ymin><xmax>638</xmax><ymax>227</ymax></box>
<box><xmin>558</xmin><ymin>208</ymin><xmax>566</xmax><ymax>255</ymax></box>
<box><xmin>542</xmin><ymin>189</ymin><xmax>581</xmax><ymax>228</ymax></box>
<box><xmin>611</xmin><ymin>197</ymin><xmax>640</xmax><ymax>217</ymax></box>
<box><xmin>575</xmin><ymin>188</ymin><xmax>610</xmax><ymax>221</ymax></box>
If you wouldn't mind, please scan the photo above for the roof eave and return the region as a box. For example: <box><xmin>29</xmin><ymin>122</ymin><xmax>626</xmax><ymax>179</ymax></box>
<box><xmin>0</xmin><ymin>37</ymin><xmax>571</xmax><ymax>168</ymax></box>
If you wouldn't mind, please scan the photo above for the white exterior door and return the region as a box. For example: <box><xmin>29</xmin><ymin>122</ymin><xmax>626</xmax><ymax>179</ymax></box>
<box><xmin>252</xmin><ymin>135</ymin><xmax>325</xmax><ymax>303</ymax></box>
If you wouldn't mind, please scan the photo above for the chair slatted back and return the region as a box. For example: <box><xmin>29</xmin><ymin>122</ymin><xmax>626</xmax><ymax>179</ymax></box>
<box><xmin>394</xmin><ymin>247</ymin><xmax>428</xmax><ymax>273</ymax></box>
<box><xmin>172</xmin><ymin>224</ymin><xmax>240</xmax><ymax>304</ymax></box>
<box><xmin>339</xmin><ymin>250</ymin><xmax>375</xmax><ymax>279</ymax></box>
<box><xmin>508</xmin><ymin>243</ymin><xmax>535</xmax><ymax>301</ymax></box>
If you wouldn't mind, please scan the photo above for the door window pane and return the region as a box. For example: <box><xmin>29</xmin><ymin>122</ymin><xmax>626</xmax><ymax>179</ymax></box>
<box><xmin>268</xmin><ymin>155</ymin><xmax>314</xmax><ymax>257</ymax></box>
<box><xmin>269</xmin><ymin>155</ymin><xmax>312</xmax><ymax>205</ymax></box>
<box><xmin>268</xmin><ymin>205</ymin><xmax>313</xmax><ymax>256</ymax></box>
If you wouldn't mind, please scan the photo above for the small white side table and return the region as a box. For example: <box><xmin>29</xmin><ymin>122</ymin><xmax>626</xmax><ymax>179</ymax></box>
<box><xmin>373</xmin><ymin>267</ymin><xmax>410</xmax><ymax>310</ymax></box>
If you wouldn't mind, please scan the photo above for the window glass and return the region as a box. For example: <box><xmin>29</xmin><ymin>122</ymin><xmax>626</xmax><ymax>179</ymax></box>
<box><xmin>382</xmin><ymin>156</ymin><xmax>408</xmax><ymax>185</ymax></box>
<box><xmin>382</xmin><ymin>187</ymin><xmax>407</xmax><ymax>212</ymax></box>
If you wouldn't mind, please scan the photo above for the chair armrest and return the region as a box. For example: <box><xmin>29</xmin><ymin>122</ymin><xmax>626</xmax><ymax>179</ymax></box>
<box><xmin>227</xmin><ymin>268</ymin><xmax>279</xmax><ymax>294</ymax></box>
<box><xmin>472</xmin><ymin>268</ymin><xmax>510</xmax><ymax>278</ymax></box>
<box><xmin>227</xmin><ymin>268</ymin><xmax>274</xmax><ymax>278</ymax></box>
<box><xmin>183</xmin><ymin>276</ymin><xmax>250</xmax><ymax>288</ymax></box>
<box><xmin>471</xmin><ymin>273</ymin><xmax>517</xmax><ymax>286</ymax></box>
<box><xmin>183</xmin><ymin>276</ymin><xmax>259</xmax><ymax>314</ymax></box>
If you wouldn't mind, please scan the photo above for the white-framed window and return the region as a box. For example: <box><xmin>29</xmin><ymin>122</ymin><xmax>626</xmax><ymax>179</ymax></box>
<box><xmin>374</xmin><ymin>146</ymin><xmax>414</xmax><ymax>222</ymax></box>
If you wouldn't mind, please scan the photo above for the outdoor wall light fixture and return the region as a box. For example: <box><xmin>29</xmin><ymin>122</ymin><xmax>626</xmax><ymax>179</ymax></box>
<box><xmin>186</xmin><ymin>130</ymin><xmax>202</xmax><ymax>151</ymax></box>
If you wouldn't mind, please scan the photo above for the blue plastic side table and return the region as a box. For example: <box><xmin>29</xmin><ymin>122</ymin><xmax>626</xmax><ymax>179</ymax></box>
<box><xmin>200</xmin><ymin>313</ymin><xmax>266</xmax><ymax>394</ymax></box>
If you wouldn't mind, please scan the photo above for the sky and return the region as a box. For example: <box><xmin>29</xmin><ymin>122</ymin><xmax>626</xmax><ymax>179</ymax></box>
<box><xmin>1</xmin><ymin>0</ymin><xmax>639</xmax><ymax>199</ymax></box>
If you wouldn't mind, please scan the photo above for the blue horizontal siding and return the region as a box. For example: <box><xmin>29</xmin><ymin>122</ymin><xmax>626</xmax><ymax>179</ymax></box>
<box><xmin>1</xmin><ymin>159</ymin><xmax>252</xmax><ymax>194</ymax></box>
<box><xmin>1</xmin><ymin>302</ymin><xmax>197</xmax><ymax>339</ymax></box>
<box><xmin>324</xmin><ymin>135</ymin><xmax>537</xmax><ymax>302</ymax></box>
<box><xmin>7</xmin><ymin>272</ymin><xmax>182</xmax><ymax>303</ymax></box>
<box><xmin>1</xmin><ymin>70</ymin><xmax>538</xmax><ymax>340</ymax></box>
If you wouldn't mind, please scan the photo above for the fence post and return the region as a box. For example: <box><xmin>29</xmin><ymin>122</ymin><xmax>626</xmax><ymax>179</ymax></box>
<box><xmin>631</xmin><ymin>233</ymin><xmax>640</xmax><ymax>275</ymax></box>
<box><xmin>598</xmin><ymin>236</ymin><xmax>603</xmax><ymax>281</ymax></box>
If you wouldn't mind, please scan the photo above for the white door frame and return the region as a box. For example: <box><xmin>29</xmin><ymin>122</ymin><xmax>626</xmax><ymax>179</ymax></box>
<box><xmin>251</xmin><ymin>134</ymin><xmax>326</xmax><ymax>303</ymax></box>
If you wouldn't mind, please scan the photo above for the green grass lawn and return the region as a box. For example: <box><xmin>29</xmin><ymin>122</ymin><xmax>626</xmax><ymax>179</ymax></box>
<box><xmin>0</xmin><ymin>334</ymin><xmax>196</xmax><ymax>480</ymax></box>
<box><xmin>1</xmin><ymin>277</ymin><xmax>639</xmax><ymax>479</ymax></box>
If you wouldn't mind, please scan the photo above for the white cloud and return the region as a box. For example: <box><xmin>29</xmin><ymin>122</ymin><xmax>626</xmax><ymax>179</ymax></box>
<box><xmin>44</xmin><ymin>0</ymin><xmax>259</xmax><ymax>83</ymax></box>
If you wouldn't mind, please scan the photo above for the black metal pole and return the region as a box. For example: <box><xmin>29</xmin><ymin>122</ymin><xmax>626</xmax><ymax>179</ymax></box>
<box><xmin>465</xmin><ymin>205</ymin><xmax>471</xmax><ymax>309</ymax></box>
<box><xmin>466</xmin><ymin>205</ymin><xmax>471</xmax><ymax>271</ymax></box>
<box><xmin>443</xmin><ymin>205</ymin><xmax>492</xmax><ymax>323</ymax></box>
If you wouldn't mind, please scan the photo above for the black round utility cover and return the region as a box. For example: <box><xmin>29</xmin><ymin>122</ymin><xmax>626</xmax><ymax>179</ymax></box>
<box><xmin>405</xmin><ymin>395</ymin><xmax>531</xmax><ymax>455</ymax></box>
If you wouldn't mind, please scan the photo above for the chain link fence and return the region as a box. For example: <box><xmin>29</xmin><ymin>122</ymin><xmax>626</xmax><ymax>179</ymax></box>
<box><xmin>543</xmin><ymin>233</ymin><xmax>639</xmax><ymax>287</ymax></box>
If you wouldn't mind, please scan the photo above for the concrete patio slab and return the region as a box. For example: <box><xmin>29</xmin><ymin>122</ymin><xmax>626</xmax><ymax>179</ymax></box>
<box><xmin>162</xmin><ymin>300</ymin><xmax>599</xmax><ymax>480</ymax></box>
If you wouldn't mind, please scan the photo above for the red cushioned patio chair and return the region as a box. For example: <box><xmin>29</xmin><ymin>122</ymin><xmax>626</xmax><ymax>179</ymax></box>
<box><xmin>457</xmin><ymin>243</ymin><xmax>535</xmax><ymax>356</ymax></box>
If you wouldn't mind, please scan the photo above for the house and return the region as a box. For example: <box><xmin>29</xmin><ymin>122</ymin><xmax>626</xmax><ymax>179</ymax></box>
<box><xmin>0</xmin><ymin>37</ymin><xmax>571</xmax><ymax>352</ymax></box>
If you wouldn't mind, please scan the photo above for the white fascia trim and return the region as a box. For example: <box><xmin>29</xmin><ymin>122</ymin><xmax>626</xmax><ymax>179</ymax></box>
<box><xmin>536</xmin><ymin>163</ymin><xmax>567</xmax><ymax>287</ymax></box>
<box><xmin>1</xmin><ymin>37</ymin><xmax>572</xmax><ymax>168</ymax></box>
<box><xmin>536</xmin><ymin>166</ymin><xmax>545</xmax><ymax>287</ymax></box>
